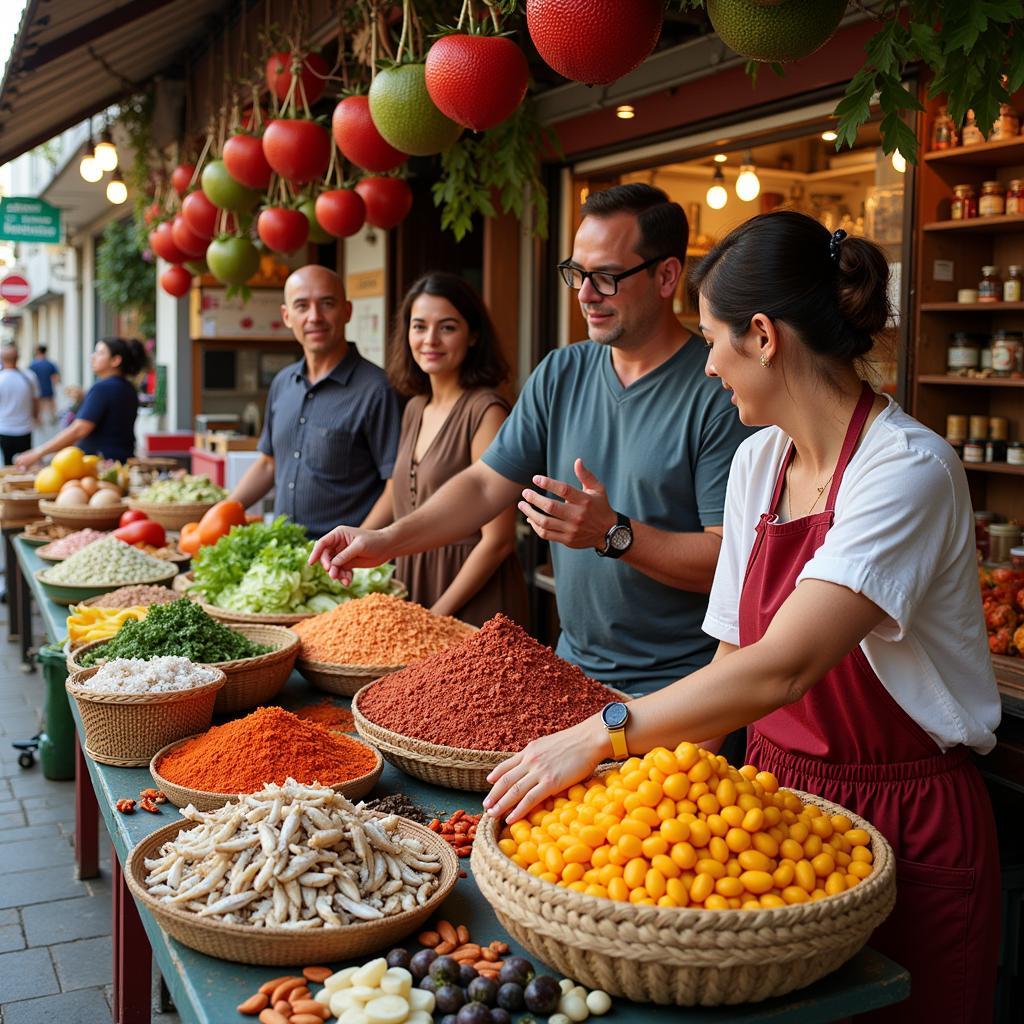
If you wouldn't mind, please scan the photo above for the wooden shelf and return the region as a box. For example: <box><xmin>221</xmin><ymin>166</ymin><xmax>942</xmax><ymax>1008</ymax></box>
<box><xmin>918</xmin><ymin>375</ymin><xmax>1024</xmax><ymax>387</ymax></box>
<box><xmin>923</xmin><ymin>136</ymin><xmax>1024</xmax><ymax>168</ymax></box>
<box><xmin>923</xmin><ymin>214</ymin><xmax>1024</xmax><ymax>234</ymax></box>
<box><xmin>920</xmin><ymin>302</ymin><xmax>1024</xmax><ymax>312</ymax></box>
<box><xmin>964</xmin><ymin>462</ymin><xmax>1024</xmax><ymax>476</ymax></box>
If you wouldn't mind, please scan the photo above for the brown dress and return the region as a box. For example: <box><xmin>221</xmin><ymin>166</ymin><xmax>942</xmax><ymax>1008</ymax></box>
<box><xmin>393</xmin><ymin>389</ymin><xmax>528</xmax><ymax>627</ymax></box>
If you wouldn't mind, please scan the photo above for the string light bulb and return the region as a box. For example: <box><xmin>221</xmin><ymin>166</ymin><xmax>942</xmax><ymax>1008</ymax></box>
<box><xmin>615</xmin><ymin>104</ymin><xmax>635</xmax><ymax>120</ymax></box>
<box><xmin>79</xmin><ymin>154</ymin><xmax>102</xmax><ymax>182</ymax></box>
<box><xmin>891</xmin><ymin>149</ymin><xmax>907</xmax><ymax>173</ymax></box>
<box><xmin>821</xmin><ymin>130</ymin><xmax>838</xmax><ymax>142</ymax></box>
<box><xmin>735</xmin><ymin>154</ymin><xmax>761</xmax><ymax>202</ymax></box>
<box><xmin>706</xmin><ymin>165</ymin><xmax>728</xmax><ymax>210</ymax></box>
<box><xmin>106</xmin><ymin>167</ymin><xmax>128</xmax><ymax>205</ymax></box>
<box><xmin>93</xmin><ymin>127</ymin><xmax>118</xmax><ymax>172</ymax></box>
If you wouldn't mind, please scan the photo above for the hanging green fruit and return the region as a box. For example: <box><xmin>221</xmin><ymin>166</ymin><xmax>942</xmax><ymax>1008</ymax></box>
<box><xmin>707</xmin><ymin>0</ymin><xmax>846</xmax><ymax>63</ymax></box>
<box><xmin>368</xmin><ymin>64</ymin><xmax>463</xmax><ymax>157</ymax></box>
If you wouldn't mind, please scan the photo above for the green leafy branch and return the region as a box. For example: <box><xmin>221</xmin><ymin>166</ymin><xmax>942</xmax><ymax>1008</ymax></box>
<box><xmin>96</xmin><ymin>219</ymin><xmax>156</xmax><ymax>339</ymax></box>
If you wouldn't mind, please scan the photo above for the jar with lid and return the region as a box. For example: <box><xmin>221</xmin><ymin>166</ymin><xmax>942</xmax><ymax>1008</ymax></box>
<box><xmin>991</xmin><ymin>330</ymin><xmax>1024</xmax><ymax>374</ymax></box>
<box><xmin>1008</xmin><ymin>442</ymin><xmax>1024</xmax><ymax>466</ymax></box>
<box><xmin>988</xmin><ymin>523</ymin><xmax>1023</xmax><ymax>564</ymax></box>
<box><xmin>946</xmin><ymin>414</ymin><xmax>968</xmax><ymax>440</ymax></box>
<box><xmin>989</xmin><ymin>416</ymin><xmax>1008</xmax><ymax>440</ymax></box>
<box><xmin>931</xmin><ymin>107</ymin><xmax>957</xmax><ymax>150</ymax></box>
<box><xmin>1007</xmin><ymin>179</ymin><xmax>1024</xmax><ymax>216</ymax></box>
<box><xmin>969</xmin><ymin>414</ymin><xmax>990</xmax><ymax>439</ymax></box>
<box><xmin>963</xmin><ymin>438</ymin><xmax>986</xmax><ymax>463</ymax></box>
<box><xmin>962</xmin><ymin>109</ymin><xmax>985</xmax><ymax>145</ymax></box>
<box><xmin>992</xmin><ymin>102</ymin><xmax>1020</xmax><ymax>140</ymax></box>
<box><xmin>951</xmin><ymin>184</ymin><xmax>977</xmax><ymax>220</ymax></box>
<box><xmin>986</xmin><ymin>438</ymin><xmax>1007</xmax><ymax>462</ymax></box>
<box><xmin>979</xmin><ymin>181</ymin><xmax>1006</xmax><ymax>217</ymax></box>
<box><xmin>1011</xmin><ymin>546</ymin><xmax>1024</xmax><ymax>571</ymax></box>
<box><xmin>1004</xmin><ymin>265</ymin><xmax>1022</xmax><ymax>302</ymax></box>
<box><xmin>946</xmin><ymin>332</ymin><xmax>980</xmax><ymax>372</ymax></box>
<box><xmin>978</xmin><ymin>266</ymin><xmax>1002</xmax><ymax>302</ymax></box>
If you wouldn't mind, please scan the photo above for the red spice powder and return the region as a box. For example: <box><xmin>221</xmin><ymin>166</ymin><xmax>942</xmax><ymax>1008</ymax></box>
<box><xmin>156</xmin><ymin>706</ymin><xmax>377</xmax><ymax>792</ymax></box>
<box><xmin>294</xmin><ymin>700</ymin><xmax>356</xmax><ymax>732</ymax></box>
<box><xmin>357</xmin><ymin>614</ymin><xmax>618</xmax><ymax>750</ymax></box>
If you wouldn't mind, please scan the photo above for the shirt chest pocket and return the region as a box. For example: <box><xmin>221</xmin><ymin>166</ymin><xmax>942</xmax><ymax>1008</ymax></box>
<box><xmin>306</xmin><ymin>426</ymin><xmax>351</xmax><ymax>478</ymax></box>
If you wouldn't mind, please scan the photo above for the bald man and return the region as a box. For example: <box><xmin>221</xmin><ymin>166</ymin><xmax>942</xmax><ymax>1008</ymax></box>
<box><xmin>229</xmin><ymin>265</ymin><xmax>401</xmax><ymax>535</ymax></box>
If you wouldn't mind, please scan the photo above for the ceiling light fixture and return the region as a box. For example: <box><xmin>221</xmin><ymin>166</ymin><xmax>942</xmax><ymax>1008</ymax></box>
<box><xmin>713</xmin><ymin>153</ymin><xmax>728</xmax><ymax>163</ymax></box>
<box><xmin>735</xmin><ymin>153</ymin><xmax>761</xmax><ymax>202</ymax></box>
<box><xmin>79</xmin><ymin>153</ymin><xmax>102</xmax><ymax>182</ymax></box>
<box><xmin>93</xmin><ymin>126</ymin><xmax>118</xmax><ymax>172</ymax></box>
<box><xmin>706</xmin><ymin>165</ymin><xmax>728</xmax><ymax>210</ymax></box>
<box><xmin>821</xmin><ymin>130</ymin><xmax>838</xmax><ymax>142</ymax></box>
<box><xmin>106</xmin><ymin>167</ymin><xmax>128</xmax><ymax>205</ymax></box>
<box><xmin>615</xmin><ymin>104</ymin><xmax>635</xmax><ymax>120</ymax></box>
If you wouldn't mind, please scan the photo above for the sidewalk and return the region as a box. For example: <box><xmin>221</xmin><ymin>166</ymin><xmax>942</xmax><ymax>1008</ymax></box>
<box><xmin>0</xmin><ymin>597</ymin><xmax>180</xmax><ymax>1023</ymax></box>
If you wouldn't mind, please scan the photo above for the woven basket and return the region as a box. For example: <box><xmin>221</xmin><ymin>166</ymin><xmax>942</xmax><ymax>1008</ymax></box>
<box><xmin>149</xmin><ymin>733</ymin><xmax>384</xmax><ymax>812</ymax></box>
<box><xmin>35</xmin><ymin>563</ymin><xmax>178</xmax><ymax>606</ymax></box>
<box><xmin>352</xmin><ymin>685</ymin><xmax>632</xmax><ymax>792</ymax></box>
<box><xmin>297</xmin><ymin>659</ymin><xmax>405</xmax><ymax>697</ymax></box>
<box><xmin>124</xmin><ymin>813</ymin><xmax>459</xmax><ymax>965</ymax></box>
<box><xmin>39</xmin><ymin>497</ymin><xmax>129</xmax><ymax>530</ymax></box>
<box><xmin>126</xmin><ymin>498</ymin><xmax>218</xmax><ymax>531</ymax></box>
<box><xmin>67</xmin><ymin>625</ymin><xmax>298</xmax><ymax>714</ymax></box>
<box><xmin>1</xmin><ymin>490</ymin><xmax>48</xmax><ymax>524</ymax></box>
<box><xmin>472</xmin><ymin>787</ymin><xmax>896</xmax><ymax>1006</ymax></box>
<box><xmin>66</xmin><ymin>666</ymin><xmax>225</xmax><ymax>767</ymax></box>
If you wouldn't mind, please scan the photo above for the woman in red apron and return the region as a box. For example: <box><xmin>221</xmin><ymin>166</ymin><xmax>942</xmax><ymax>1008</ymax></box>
<box><xmin>485</xmin><ymin>212</ymin><xmax>1000</xmax><ymax>1022</ymax></box>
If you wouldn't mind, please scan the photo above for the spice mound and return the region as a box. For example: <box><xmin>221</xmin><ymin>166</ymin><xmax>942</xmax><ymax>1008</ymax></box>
<box><xmin>292</xmin><ymin>592</ymin><xmax>473</xmax><ymax>666</ymax></box>
<box><xmin>40</xmin><ymin>536</ymin><xmax>171</xmax><ymax>586</ymax></box>
<box><xmin>37</xmin><ymin>528</ymin><xmax>106</xmax><ymax>560</ymax></box>
<box><xmin>88</xmin><ymin>584</ymin><xmax>181</xmax><ymax>609</ymax></box>
<box><xmin>75</xmin><ymin>657</ymin><xmax>220</xmax><ymax>694</ymax></box>
<box><xmin>294</xmin><ymin>700</ymin><xmax>356</xmax><ymax>732</ymax></box>
<box><xmin>357</xmin><ymin>614</ymin><xmax>619</xmax><ymax>751</ymax></box>
<box><xmin>79</xmin><ymin>598</ymin><xmax>271</xmax><ymax>667</ymax></box>
<box><xmin>156</xmin><ymin>706</ymin><xmax>379</xmax><ymax>793</ymax></box>
<box><xmin>142</xmin><ymin>779</ymin><xmax>444</xmax><ymax>927</ymax></box>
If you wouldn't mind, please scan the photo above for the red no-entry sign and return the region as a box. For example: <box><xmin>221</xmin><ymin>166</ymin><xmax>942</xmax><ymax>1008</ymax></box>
<box><xmin>0</xmin><ymin>274</ymin><xmax>30</xmax><ymax>305</ymax></box>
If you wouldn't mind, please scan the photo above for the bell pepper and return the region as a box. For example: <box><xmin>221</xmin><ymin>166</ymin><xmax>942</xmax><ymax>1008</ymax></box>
<box><xmin>119</xmin><ymin>509</ymin><xmax>149</xmax><ymax>527</ymax></box>
<box><xmin>197</xmin><ymin>499</ymin><xmax>247</xmax><ymax>547</ymax></box>
<box><xmin>113</xmin><ymin>519</ymin><xmax>167</xmax><ymax>549</ymax></box>
<box><xmin>178</xmin><ymin>522</ymin><xmax>202</xmax><ymax>555</ymax></box>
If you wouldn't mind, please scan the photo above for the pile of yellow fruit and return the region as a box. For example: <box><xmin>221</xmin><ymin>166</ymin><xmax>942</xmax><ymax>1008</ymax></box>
<box><xmin>34</xmin><ymin>446</ymin><xmax>99</xmax><ymax>494</ymax></box>
<box><xmin>499</xmin><ymin>744</ymin><xmax>874</xmax><ymax>910</ymax></box>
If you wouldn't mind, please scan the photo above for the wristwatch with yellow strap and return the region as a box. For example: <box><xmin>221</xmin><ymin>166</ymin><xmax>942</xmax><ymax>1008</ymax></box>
<box><xmin>601</xmin><ymin>701</ymin><xmax>630</xmax><ymax>759</ymax></box>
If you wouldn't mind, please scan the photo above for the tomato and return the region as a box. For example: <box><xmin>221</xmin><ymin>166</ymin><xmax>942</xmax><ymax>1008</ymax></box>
<box><xmin>355</xmin><ymin>177</ymin><xmax>413</xmax><ymax>229</ymax></box>
<box><xmin>262</xmin><ymin>119</ymin><xmax>331</xmax><ymax>184</ymax></box>
<box><xmin>114</xmin><ymin>519</ymin><xmax>167</xmax><ymax>548</ymax></box>
<box><xmin>178</xmin><ymin>522</ymin><xmax>202</xmax><ymax>556</ymax></box>
<box><xmin>223</xmin><ymin>132</ymin><xmax>273</xmax><ymax>190</ymax></box>
<box><xmin>265</xmin><ymin>51</ymin><xmax>329</xmax><ymax>106</ymax></box>
<box><xmin>257</xmin><ymin>207</ymin><xmax>309</xmax><ymax>254</ymax></box>
<box><xmin>299</xmin><ymin>198</ymin><xmax>334</xmax><ymax>244</ymax></box>
<box><xmin>171</xmin><ymin>163</ymin><xmax>196</xmax><ymax>196</ymax></box>
<box><xmin>200</xmin><ymin>159</ymin><xmax>260</xmax><ymax>212</ymax></box>
<box><xmin>143</xmin><ymin>201</ymin><xmax>161</xmax><ymax>225</ymax></box>
<box><xmin>331</xmin><ymin>95</ymin><xmax>407</xmax><ymax>173</ymax></box>
<box><xmin>181</xmin><ymin>190</ymin><xmax>219</xmax><ymax>238</ymax></box>
<box><xmin>206</xmin><ymin>235</ymin><xmax>260</xmax><ymax>287</ymax></box>
<box><xmin>148</xmin><ymin>222</ymin><xmax>188</xmax><ymax>264</ymax></box>
<box><xmin>198</xmin><ymin>500</ymin><xmax>247</xmax><ymax>547</ymax></box>
<box><xmin>314</xmin><ymin>189</ymin><xmax>366</xmax><ymax>237</ymax></box>
<box><xmin>120</xmin><ymin>510</ymin><xmax>149</xmax><ymax>527</ymax></box>
<box><xmin>160</xmin><ymin>265</ymin><xmax>193</xmax><ymax>297</ymax></box>
<box><xmin>171</xmin><ymin>215</ymin><xmax>209</xmax><ymax>256</ymax></box>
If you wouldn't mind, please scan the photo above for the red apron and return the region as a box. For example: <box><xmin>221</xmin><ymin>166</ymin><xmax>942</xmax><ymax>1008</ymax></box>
<box><xmin>739</xmin><ymin>382</ymin><xmax>999</xmax><ymax>1023</ymax></box>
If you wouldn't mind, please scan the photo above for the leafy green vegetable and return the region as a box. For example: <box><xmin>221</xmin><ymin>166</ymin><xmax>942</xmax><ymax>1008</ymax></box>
<box><xmin>80</xmin><ymin>598</ymin><xmax>270</xmax><ymax>666</ymax></box>
<box><xmin>190</xmin><ymin>516</ymin><xmax>396</xmax><ymax>614</ymax></box>
<box><xmin>138</xmin><ymin>475</ymin><xmax>227</xmax><ymax>504</ymax></box>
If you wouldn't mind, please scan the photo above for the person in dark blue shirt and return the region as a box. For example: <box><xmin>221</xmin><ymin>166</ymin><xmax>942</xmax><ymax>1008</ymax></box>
<box><xmin>28</xmin><ymin>344</ymin><xmax>59</xmax><ymax>424</ymax></box>
<box><xmin>16</xmin><ymin>337</ymin><xmax>146</xmax><ymax>468</ymax></box>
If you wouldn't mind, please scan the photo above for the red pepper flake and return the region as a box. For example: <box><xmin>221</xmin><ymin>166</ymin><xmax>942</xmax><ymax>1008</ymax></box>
<box><xmin>115</xmin><ymin>798</ymin><xmax>136</xmax><ymax>814</ymax></box>
<box><xmin>139</xmin><ymin>797</ymin><xmax>161</xmax><ymax>814</ymax></box>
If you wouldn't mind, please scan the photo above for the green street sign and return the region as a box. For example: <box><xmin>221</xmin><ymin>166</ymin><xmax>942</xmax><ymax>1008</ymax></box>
<box><xmin>0</xmin><ymin>197</ymin><xmax>61</xmax><ymax>244</ymax></box>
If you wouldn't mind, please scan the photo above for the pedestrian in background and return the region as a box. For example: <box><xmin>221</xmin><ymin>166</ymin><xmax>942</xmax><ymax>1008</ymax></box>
<box><xmin>28</xmin><ymin>344</ymin><xmax>59</xmax><ymax>424</ymax></box>
<box><xmin>0</xmin><ymin>343</ymin><xmax>39</xmax><ymax>465</ymax></box>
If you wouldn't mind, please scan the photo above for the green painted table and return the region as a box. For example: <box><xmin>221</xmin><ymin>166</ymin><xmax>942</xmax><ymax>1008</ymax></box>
<box><xmin>14</xmin><ymin>537</ymin><xmax>910</xmax><ymax>1024</ymax></box>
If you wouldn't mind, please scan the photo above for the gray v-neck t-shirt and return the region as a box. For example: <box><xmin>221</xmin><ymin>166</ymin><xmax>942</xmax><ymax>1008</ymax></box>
<box><xmin>482</xmin><ymin>338</ymin><xmax>756</xmax><ymax>693</ymax></box>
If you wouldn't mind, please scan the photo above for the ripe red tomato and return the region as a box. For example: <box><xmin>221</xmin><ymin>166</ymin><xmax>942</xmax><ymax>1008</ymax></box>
<box><xmin>181</xmin><ymin>190</ymin><xmax>219</xmax><ymax>238</ymax></box>
<box><xmin>119</xmin><ymin>510</ymin><xmax>149</xmax><ymax>527</ymax></box>
<box><xmin>149</xmin><ymin>222</ymin><xmax>188</xmax><ymax>264</ymax></box>
<box><xmin>257</xmin><ymin>207</ymin><xmax>310</xmax><ymax>254</ymax></box>
<box><xmin>425</xmin><ymin>35</ymin><xmax>529</xmax><ymax>131</ymax></box>
<box><xmin>171</xmin><ymin>216</ymin><xmax>209</xmax><ymax>258</ymax></box>
<box><xmin>113</xmin><ymin>519</ymin><xmax>167</xmax><ymax>548</ymax></box>
<box><xmin>331</xmin><ymin>95</ymin><xmax>407</xmax><ymax>173</ymax></box>
<box><xmin>159</xmin><ymin>265</ymin><xmax>192</xmax><ymax>297</ymax></box>
<box><xmin>355</xmin><ymin>177</ymin><xmax>412</xmax><ymax>230</ymax></box>
<box><xmin>223</xmin><ymin>133</ymin><xmax>273</xmax><ymax>190</ymax></box>
<box><xmin>262</xmin><ymin>119</ymin><xmax>331</xmax><ymax>184</ymax></box>
<box><xmin>314</xmin><ymin>189</ymin><xmax>366</xmax><ymax>238</ymax></box>
<box><xmin>265</xmin><ymin>51</ymin><xmax>329</xmax><ymax>106</ymax></box>
<box><xmin>171</xmin><ymin>163</ymin><xmax>196</xmax><ymax>196</ymax></box>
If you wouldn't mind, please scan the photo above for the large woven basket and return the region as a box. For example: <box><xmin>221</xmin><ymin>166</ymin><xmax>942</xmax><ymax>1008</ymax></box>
<box><xmin>472</xmin><ymin>787</ymin><xmax>896</xmax><ymax>1006</ymax></box>
<box><xmin>352</xmin><ymin>685</ymin><xmax>632</xmax><ymax>792</ymax></box>
<box><xmin>297</xmin><ymin>659</ymin><xmax>405</xmax><ymax>697</ymax></box>
<box><xmin>39</xmin><ymin>497</ymin><xmax>128</xmax><ymax>530</ymax></box>
<box><xmin>66</xmin><ymin>665</ymin><xmax>225</xmax><ymax>767</ymax></box>
<box><xmin>124</xmin><ymin>813</ymin><xmax>460</xmax><ymax>965</ymax></box>
<box><xmin>0</xmin><ymin>490</ymin><xmax>49</xmax><ymax>524</ymax></box>
<box><xmin>66</xmin><ymin>626</ymin><xmax>299</xmax><ymax>714</ymax></box>
<box><xmin>126</xmin><ymin>497</ymin><xmax>218</xmax><ymax>531</ymax></box>
<box><xmin>149</xmin><ymin>733</ymin><xmax>384</xmax><ymax>812</ymax></box>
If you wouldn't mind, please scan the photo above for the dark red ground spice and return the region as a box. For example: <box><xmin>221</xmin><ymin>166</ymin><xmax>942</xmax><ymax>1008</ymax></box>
<box><xmin>356</xmin><ymin>614</ymin><xmax>617</xmax><ymax>750</ymax></box>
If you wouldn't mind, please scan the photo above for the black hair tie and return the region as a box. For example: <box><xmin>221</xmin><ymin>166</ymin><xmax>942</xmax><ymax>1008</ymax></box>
<box><xmin>829</xmin><ymin>228</ymin><xmax>847</xmax><ymax>262</ymax></box>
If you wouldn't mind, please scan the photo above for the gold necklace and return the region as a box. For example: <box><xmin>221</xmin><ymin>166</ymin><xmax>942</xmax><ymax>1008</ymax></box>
<box><xmin>786</xmin><ymin>460</ymin><xmax>835</xmax><ymax>520</ymax></box>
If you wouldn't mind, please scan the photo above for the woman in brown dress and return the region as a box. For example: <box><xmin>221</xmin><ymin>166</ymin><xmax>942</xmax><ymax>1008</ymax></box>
<box><xmin>362</xmin><ymin>273</ymin><xmax>528</xmax><ymax>626</ymax></box>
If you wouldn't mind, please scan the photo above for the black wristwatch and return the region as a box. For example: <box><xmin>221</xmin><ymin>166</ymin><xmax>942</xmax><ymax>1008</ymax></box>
<box><xmin>596</xmin><ymin>511</ymin><xmax>633</xmax><ymax>558</ymax></box>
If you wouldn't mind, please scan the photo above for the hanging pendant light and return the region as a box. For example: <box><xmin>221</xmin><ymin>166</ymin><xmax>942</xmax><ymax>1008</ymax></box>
<box><xmin>706</xmin><ymin>165</ymin><xmax>728</xmax><ymax>210</ymax></box>
<box><xmin>79</xmin><ymin>153</ymin><xmax>102</xmax><ymax>182</ymax></box>
<box><xmin>735</xmin><ymin>152</ymin><xmax>761</xmax><ymax>202</ymax></box>
<box><xmin>891</xmin><ymin>149</ymin><xmax>907</xmax><ymax>174</ymax></box>
<box><xmin>93</xmin><ymin>126</ymin><xmax>118</xmax><ymax>172</ymax></box>
<box><xmin>106</xmin><ymin>166</ymin><xmax>128</xmax><ymax>205</ymax></box>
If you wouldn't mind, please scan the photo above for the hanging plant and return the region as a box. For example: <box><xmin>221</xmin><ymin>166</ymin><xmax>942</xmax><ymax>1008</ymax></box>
<box><xmin>96</xmin><ymin>219</ymin><xmax>156</xmax><ymax>338</ymax></box>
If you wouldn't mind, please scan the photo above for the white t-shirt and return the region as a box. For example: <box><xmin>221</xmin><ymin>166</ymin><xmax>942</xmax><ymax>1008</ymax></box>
<box><xmin>0</xmin><ymin>368</ymin><xmax>39</xmax><ymax>435</ymax></box>
<box><xmin>703</xmin><ymin>397</ymin><xmax>1000</xmax><ymax>754</ymax></box>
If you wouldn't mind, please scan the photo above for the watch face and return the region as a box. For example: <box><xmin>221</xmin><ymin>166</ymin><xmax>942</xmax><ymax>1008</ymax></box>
<box><xmin>602</xmin><ymin>701</ymin><xmax>629</xmax><ymax>729</ymax></box>
<box><xmin>609</xmin><ymin>526</ymin><xmax>632</xmax><ymax>551</ymax></box>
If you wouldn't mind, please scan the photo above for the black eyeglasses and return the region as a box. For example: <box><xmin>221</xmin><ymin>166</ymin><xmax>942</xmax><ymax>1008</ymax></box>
<box><xmin>557</xmin><ymin>255</ymin><xmax>672</xmax><ymax>297</ymax></box>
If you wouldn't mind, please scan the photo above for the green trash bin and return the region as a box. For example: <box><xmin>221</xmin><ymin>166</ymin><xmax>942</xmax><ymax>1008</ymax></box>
<box><xmin>37</xmin><ymin>643</ymin><xmax>75</xmax><ymax>781</ymax></box>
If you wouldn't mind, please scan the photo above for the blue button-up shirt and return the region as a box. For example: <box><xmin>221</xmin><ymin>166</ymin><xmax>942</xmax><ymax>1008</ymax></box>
<box><xmin>258</xmin><ymin>345</ymin><xmax>401</xmax><ymax>536</ymax></box>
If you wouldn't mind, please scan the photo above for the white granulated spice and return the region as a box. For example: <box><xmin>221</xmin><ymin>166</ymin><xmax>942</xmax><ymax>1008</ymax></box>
<box><xmin>77</xmin><ymin>657</ymin><xmax>219</xmax><ymax>693</ymax></box>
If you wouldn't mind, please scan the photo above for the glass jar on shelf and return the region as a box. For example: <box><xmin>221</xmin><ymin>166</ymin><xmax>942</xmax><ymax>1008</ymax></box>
<box><xmin>1007</xmin><ymin>179</ymin><xmax>1024</xmax><ymax>216</ymax></box>
<box><xmin>1004</xmin><ymin>265</ymin><xmax>1022</xmax><ymax>302</ymax></box>
<box><xmin>992</xmin><ymin>103</ymin><xmax>1020</xmax><ymax>140</ymax></box>
<box><xmin>991</xmin><ymin>330</ymin><xmax>1024</xmax><ymax>375</ymax></box>
<box><xmin>978</xmin><ymin>266</ymin><xmax>1002</xmax><ymax>302</ymax></box>
<box><xmin>988</xmin><ymin>524</ymin><xmax>1023</xmax><ymax>564</ymax></box>
<box><xmin>947</xmin><ymin>332</ymin><xmax>981</xmax><ymax>373</ymax></box>
<box><xmin>979</xmin><ymin>181</ymin><xmax>1006</xmax><ymax>217</ymax></box>
<box><xmin>951</xmin><ymin>184</ymin><xmax>977</xmax><ymax>220</ymax></box>
<box><xmin>962</xmin><ymin>109</ymin><xmax>985</xmax><ymax>145</ymax></box>
<box><xmin>931</xmin><ymin>107</ymin><xmax>957</xmax><ymax>150</ymax></box>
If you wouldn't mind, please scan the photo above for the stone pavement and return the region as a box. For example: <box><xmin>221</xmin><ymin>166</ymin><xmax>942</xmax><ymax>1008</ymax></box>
<box><xmin>0</xmin><ymin>592</ymin><xmax>180</xmax><ymax>1023</ymax></box>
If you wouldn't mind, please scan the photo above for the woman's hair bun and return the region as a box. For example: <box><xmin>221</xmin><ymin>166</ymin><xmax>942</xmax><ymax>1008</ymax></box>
<box><xmin>836</xmin><ymin>237</ymin><xmax>891</xmax><ymax>344</ymax></box>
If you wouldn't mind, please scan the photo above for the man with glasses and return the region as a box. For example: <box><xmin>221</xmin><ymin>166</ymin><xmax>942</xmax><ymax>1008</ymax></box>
<box><xmin>311</xmin><ymin>184</ymin><xmax>753</xmax><ymax>694</ymax></box>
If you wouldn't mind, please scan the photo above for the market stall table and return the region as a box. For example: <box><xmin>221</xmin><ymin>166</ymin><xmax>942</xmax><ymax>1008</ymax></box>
<box><xmin>13</xmin><ymin>537</ymin><xmax>910</xmax><ymax>1024</ymax></box>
